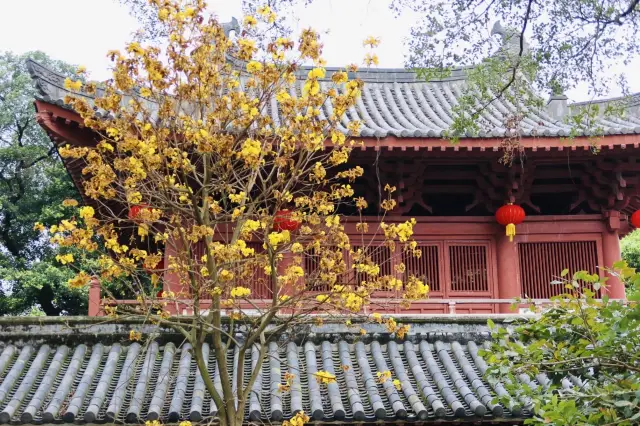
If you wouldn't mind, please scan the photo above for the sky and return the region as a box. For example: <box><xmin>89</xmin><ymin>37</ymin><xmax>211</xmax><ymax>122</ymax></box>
<box><xmin>1</xmin><ymin>0</ymin><xmax>638</xmax><ymax>102</ymax></box>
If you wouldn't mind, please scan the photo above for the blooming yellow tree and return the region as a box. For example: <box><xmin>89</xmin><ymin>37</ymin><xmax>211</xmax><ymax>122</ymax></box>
<box><xmin>43</xmin><ymin>1</ymin><xmax>428</xmax><ymax>425</ymax></box>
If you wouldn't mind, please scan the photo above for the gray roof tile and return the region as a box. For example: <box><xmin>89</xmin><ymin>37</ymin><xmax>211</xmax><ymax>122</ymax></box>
<box><xmin>0</xmin><ymin>311</ymin><xmax>585</xmax><ymax>425</ymax></box>
<box><xmin>27</xmin><ymin>59</ymin><xmax>640</xmax><ymax>139</ymax></box>
<box><xmin>0</xmin><ymin>332</ymin><xmax>552</xmax><ymax>424</ymax></box>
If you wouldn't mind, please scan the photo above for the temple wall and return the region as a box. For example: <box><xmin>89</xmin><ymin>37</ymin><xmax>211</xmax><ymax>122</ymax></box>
<box><xmin>87</xmin><ymin>214</ymin><xmax>622</xmax><ymax>316</ymax></box>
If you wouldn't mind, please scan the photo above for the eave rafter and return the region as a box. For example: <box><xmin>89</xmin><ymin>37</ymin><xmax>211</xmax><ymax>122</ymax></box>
<box><xmin>571</xmin><ymin>157</ymin><xmax>640</xmax><ymax>214</ymax></box>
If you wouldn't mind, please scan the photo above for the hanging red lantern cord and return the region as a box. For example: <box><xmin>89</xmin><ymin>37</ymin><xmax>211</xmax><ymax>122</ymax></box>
<box><xmin>631</xmin><ymin>210</ymin><xmax>640</xmax><ymax>228</ymax></box>
<box><xmin>273</xmin><ymin>209</ymin><xmax>301</xmax><ymax>232</ymax></box>
<box><xmin>495</xmin><ymin>203</ymin><xmax>526</xmax><ymax>242</ymax></box>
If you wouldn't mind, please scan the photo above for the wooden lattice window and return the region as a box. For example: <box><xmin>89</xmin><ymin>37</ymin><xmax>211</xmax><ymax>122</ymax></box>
<box><xmin>402</xmin><ymin>244</ymin><xmax>441</xmax><ymax>293</ymax></box>
<box><xmin>448</xmin><ymin>244</ymin><xmax>489</xmax><ymax>293</ymax></box>
<box><xmin>518</xmin><ymin>241</ymin><xmax>600</xmax><ymax>299</ymax></box>
<box><xmin>304</xmin><ymin>244</ymin><xmax>395</xmax><ymax>290</ymax></box>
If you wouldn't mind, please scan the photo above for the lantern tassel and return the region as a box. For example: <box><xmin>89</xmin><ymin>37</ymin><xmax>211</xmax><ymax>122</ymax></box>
<box><xmin>506</xmin><ymin>223</ymin><xmax>516</xmax><ymax>242</ymax></box>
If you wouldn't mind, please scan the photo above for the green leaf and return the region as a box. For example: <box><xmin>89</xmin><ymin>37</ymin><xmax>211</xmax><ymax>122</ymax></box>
<box><xmin>561</xmin><ymin>268</ymin><xmax>569</xmax><ymax>277</ymax></box>
<box><xmin>612</xmin><ymin>260</ymin><xmax>628</xmax><ymax>270</ymax></box>
<box><xmin>487</xmin><ymin>318</ymin><xmax>495</xmax><ymax>329</ymax></box>
<box><xmin>614</xmin><ymin>400</ymin><xmax>632</xmax><ymax>407</ymax></box>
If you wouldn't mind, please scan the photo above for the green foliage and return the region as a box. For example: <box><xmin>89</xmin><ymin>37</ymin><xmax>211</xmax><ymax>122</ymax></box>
<box><xmin>0</xmin><ymin>51</ymin><xmax>89</xmax><ymax>315</ymax></box>
<box><xmin>390</xmin><ymin>0</ymin><xmax>640</xmax><ymax>160</ymax></box>
<box><xmin>622</xmin><ymin>230</ymin><xmax>640</xmax><ymax>271</ymax></box>
<box><xmin>482</xmin><ymin>264</ymin><xmax>640</xmax><ymax>425</ymax></box>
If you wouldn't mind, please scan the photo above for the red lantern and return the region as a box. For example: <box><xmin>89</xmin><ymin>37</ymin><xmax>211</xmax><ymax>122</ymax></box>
<box><xmin>495</xmin><ymin>203</ymin><xmax>526</xmax><ymax>242</ymax></box>
<box><xmin>273</xmin><ymin>209</ymin><xmax>300</xmax><ymax>232</ymax></box>
<box><xmin>128</xmin><ymin>204</ymin><xmax>151</xmax><ymax>222</ymax></box>
<box><xmin>631</xmin><ymin>210</ymin><xmax>640</xmax><ymax>228</ymax></box>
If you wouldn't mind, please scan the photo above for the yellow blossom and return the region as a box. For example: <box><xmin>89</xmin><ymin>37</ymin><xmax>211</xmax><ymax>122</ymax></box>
<box><xmin>62</xmin><ymin>199</ymin><xmax>79</xmax><ymax>207</ymax></box>
<box><xmin>230</xmin><ymin>286</ymin><xmax>251</xmax><ymax>298</ymax></box>
<box><xmin>229</xmin><ymin>191</ymin><xmax>246</xmax><ymax>204</ymax></box>
<box><xmin>283</xmin><ymin>411</ymin><xmax>309</xmax><ymax>426</ymax></box>
<box><xmin>79</xmin><ymin>206</ymin><xmax>95</xmax><ymax>220</ymax></box>
<box><xmin>364</xmin><ymin>53</ymin><xmax>379</xmax><ymax>66</ymax></box>
<box><xmin>63</xmin><ymin>78</ymin><xmax>82</xmax><ymax>91</ymax></box>
<box><xmin>158</xmin><ymin>8</ymin><xmax>169</xmax><ymax>20</ymax></box>
<box><xmin>179</xmin><ymin>421</ymin><xmax>192</xmax><ymax>426</ymax></box>
<box><xmin>33</xmin><ymin>222</ymin><xmax>45</xmax><ymax>232</ymax></box>
<box><xmin>363</xmin><ymin>36</ymin><xmax>381</xmax><ymax>47</ymax></box>
<box><xmin>56</xmin><ymin>253</ymin><xmax>74</xmax><ymax>264</ymax></box>
<box><xmin>267</xmin><ymin>230</ymin><xmax>290</xmax><ymax>249</ymax></box>
<box><xmin>257</xmin><ymin>5</ymin><xmax>276</xmax><ymax>23</ymax></box>
<box><xmin>307</xmin><ymin>67</ymin><xmax>326</xmax><ymax>79</ymax></box>
<box><xmin>314</xmin><ymin>371</ymin><xmax>336</xmax><ymax>384</ymax></box>
<box><xmin>219</xmin><ymin>269</ymin><xmax>235</xmax><ymax>281</ymax></box>
<box><xmin>68</xmin><ymin>271</ymin><xmax>91</xmax><ymax>288</ymax></box>
<box><xmin>246</xmin><ymin>61</ymin><xmax>263</xmax><ymax>73</ymax></box>
<box><xmin>129</xmin><ymin>330</ymin><xmax>142</xmax><ymax>341</ymax></box>
<box><xmin>393</xmin><ymin>379</ymin><xmax>401</xmax><ymax>390</ymax></box>
<box><xmin>331</xmin><ymin>71</ymin><xmax>348</xmax><ymax>84</ymax></box>
<box><xmin>377</xmin><ymin>370</ymin><xmax>391</xmax><ymax>383</ymax></box>
<box><xmin>243</xmin><ymin>15</ymin><xmax>257</xmax><ymax>27</ymax></box>
<box><xmin>76</xmin><ymin>65</ymin><xmax>87</xmax><ymax>74</ymax></box>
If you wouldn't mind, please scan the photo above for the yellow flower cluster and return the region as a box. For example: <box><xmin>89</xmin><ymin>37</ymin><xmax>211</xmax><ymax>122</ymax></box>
<box><xmin>314</xmin><ymin>371</ymin><xmax>336</xmax><ymax>385</ymax></box>
<box><xmin>283</xmin><ymin>411</ymin><xmax>310</xmax><ymax>426</ymax></box>
<box><xmin>377</xmin><ymin>370</ymin><xmax>391</xmax><ymax>383</ymax></box>
<box><xmin>68</xmin><ymin>271</ymin><xmax>90</xmax><ymax>289</ymax></box>
<box><xmin>381</xmin><ymin>219</ymin><xmax>417</xmax><ymax>243</ymax></box>
<box><xmin>56</xmin><ymin>253</ymin><xmax>74</xmax><ymax>265</ymax></box>
<box><xmin>230</xmin><ymin>286</ymin><xmax>251</xmax><ymax>298</ymax></box>
<box><xmin>267</xmin><ymin>230</ymin><xmax>290</xmax><ymax>249</ymax></box>
<box><xmin>63</xmin><ymin>77</ymin><xmax>82</xmax><ymax>92</ymax></box>
<box><xmin>129</xmin><ymin>330</ymin><xmax>142</xmax><ymax>341</ymax></box>
<box><xmin>404</xmin><ymin>276</ymin><xmax>429</xmax><ymax>300</ymax></box>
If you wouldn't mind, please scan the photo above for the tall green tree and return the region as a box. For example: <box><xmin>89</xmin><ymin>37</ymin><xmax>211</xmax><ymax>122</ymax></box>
<box><xmin>0</xmin><ymin>51</ymin><xmax>88</xmax><ymax>315</ymax></box>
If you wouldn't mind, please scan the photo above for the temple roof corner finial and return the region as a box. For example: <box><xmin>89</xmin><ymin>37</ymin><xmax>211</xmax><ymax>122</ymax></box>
<box><xmin>222</xmin><ymin>17</ymin><xmax>240</xmax><ymax>38</ymax></box>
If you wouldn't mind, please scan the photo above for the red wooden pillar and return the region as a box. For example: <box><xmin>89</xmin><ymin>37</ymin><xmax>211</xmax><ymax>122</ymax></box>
<box><xmin>496</xmin><ymin>233</ymin><xmax>520</xmax><ymax>313</ymax></box>
<box><xmin>162</xmin><ymin>235</ymin><xmax>184</xmax><ymax>315</ymax></box>
<box><xmin>602</xmin><ymin>230</ymin><xmax>626</xmax><ymax>299</ymax></box>
<box><xmin>88</xmin><ymin>276</ymin><xmax>102</xmax><ymax>316</ymax></box>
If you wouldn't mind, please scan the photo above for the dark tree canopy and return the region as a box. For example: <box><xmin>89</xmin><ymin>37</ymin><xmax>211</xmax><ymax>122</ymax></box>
<box><xmin>0</xmin><ymin>51</ymin><xmax>89</xmax><ymax>315</ymax></box>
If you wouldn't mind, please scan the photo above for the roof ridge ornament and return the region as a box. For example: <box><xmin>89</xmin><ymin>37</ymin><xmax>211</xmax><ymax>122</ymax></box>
<box><xmin>490</xmin><ymin>21</ymin><xmax>530</xmax><ymax>59</ymax></box>
<box><xmin>221</xmin><ymin>17</ymin><xmax>240</xmax><ymax>38</ymax></box>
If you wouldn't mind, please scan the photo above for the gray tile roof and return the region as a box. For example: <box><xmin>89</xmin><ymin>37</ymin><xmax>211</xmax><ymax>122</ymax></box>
<box><xmin>0</xmin><ymin>315</ymin><xmax>574</xmax><ymax>425</ymax></box>
<box><xmin>27</xmin><ymin>59</ymin><xmax>640</xmax><ymax>139</ymax></box>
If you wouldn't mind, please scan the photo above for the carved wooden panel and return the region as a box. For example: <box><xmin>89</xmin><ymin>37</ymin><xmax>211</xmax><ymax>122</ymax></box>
<box><xmin>447</xmin><ymin>244</ymin><xmax>490</xmax><ymax>293</ymax></box>
<box><xmin>402</xmin><ymin>244</ymin><xmax>441</xmax><ymax>293</ymax></box>
<box><xmin>518</xmin><ymin>241</ymin><xmax>601</xmax><ymax>298</ymax></box>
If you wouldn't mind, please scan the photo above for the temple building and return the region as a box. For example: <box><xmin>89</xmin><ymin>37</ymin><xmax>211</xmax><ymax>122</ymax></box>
<box><xmin>27</xmin><ymin>56</ymin><xmax>636</xmax><ymax>315</ymax></box>
<box><xmin>0</xmin><ymin>24</ymin><xmax>632</xmax><ymax>426</ymax></box>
